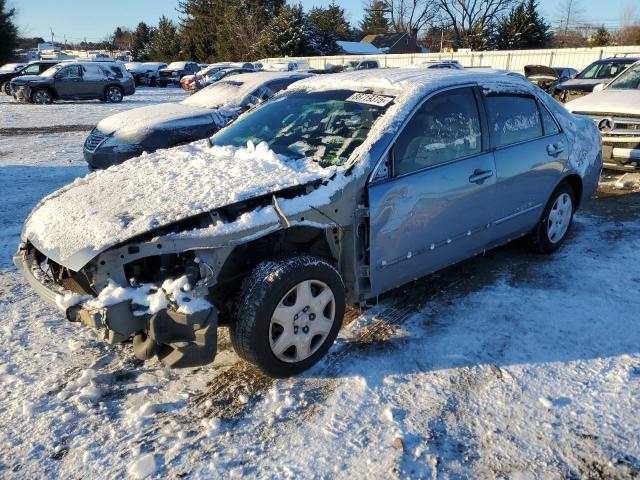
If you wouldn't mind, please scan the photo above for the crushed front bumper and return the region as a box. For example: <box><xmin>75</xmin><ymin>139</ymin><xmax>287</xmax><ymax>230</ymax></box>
<box><xmin>601</xmin><ymin>141</ymin><xmax>640</xmax><ymax>172</ymax></box>
<box><xmin>14</xmin><ymin>245</ymin><xmax>218</xmax><ymax>368</ymax></box>
<box><xmin>12</xmin><ymin>85</ymin><xmax>31</xmax><ymax>102</ymax></box>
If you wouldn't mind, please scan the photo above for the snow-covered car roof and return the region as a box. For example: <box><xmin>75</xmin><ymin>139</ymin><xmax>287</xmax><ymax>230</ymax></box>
<box><xmin>182</xmin><ymin>71</ymin><xmax>312</xmax><ymax>109</ymax></box>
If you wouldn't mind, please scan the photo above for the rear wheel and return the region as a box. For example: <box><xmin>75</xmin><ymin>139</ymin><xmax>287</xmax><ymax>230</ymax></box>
<box><xmin>1</xmin><ymin>81</ymin><xmax>10</xmax><ymax>95</ymax></box>
<box><xmin>230</xmin><ymin>256</ymin><xmax>345</xmax><ymax>378</ymax></box>
<box><xmin>105</xmin><ymin>85</ymin><xmax>123</xmax><ymax>103</ymax></box>
<box><xmin>31</xmin><ymin>89</ymin><xmax>52</xmax><ymax>104</ymax></box>
<box><xmin>530</xmin><ymin>183</ymin><xmax>575</xmax><ymax>253</ymax></box>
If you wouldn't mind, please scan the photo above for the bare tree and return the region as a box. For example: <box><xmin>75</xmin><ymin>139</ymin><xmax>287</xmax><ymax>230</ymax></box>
<box><xmin>383</xmin><ymin>0</ymin><xmax>439</xmax><ymax>34</ymax></box>
<box><xmin>435</xmin><ymin>0</ymin><xmax>518</xmax><ymax>48</ymax></box>
<box><xmin>553</xmin><ymin>0</ymin><xmax>585</xmax><ymax>47</ymax></box>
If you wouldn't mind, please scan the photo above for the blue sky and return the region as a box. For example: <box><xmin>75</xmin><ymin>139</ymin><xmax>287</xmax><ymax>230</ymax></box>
<box><xmin>9</xmin><ymin>0</ymin><xmax>635</xmax><ymax>43</ymax></box>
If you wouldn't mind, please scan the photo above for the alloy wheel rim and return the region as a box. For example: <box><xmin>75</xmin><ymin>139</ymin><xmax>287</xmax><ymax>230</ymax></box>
<box><xmin>269</xmin><ymin>279</ymin><xmax>336</xmax><ymax>363</ymax></box>
<box><xmin>108</xmin><ymin>88</ymin><xmax>122</xmax><ymax>102</ymax></box>
<box><xmin>547</xmin><ymin>193</ymin><xmax>572</xmax><ymax>243</ymax></box>
<box><xmin>34</xmin><ymin>91</ymin><xmax>50</xmax><ymax>104</ymax></box>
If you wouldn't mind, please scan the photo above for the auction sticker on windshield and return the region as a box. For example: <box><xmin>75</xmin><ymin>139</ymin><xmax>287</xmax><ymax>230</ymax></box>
<box><xmin>346</xmin><ymin>92</ymin><xmax>395</xmax><ymax>107</ymax></box>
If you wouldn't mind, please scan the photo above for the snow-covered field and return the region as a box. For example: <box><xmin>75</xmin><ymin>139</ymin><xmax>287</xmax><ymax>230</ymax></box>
<box><xmin>1</xmin><ymin>88</ymin><xmax>639</xmax><ymax>479</ymax></box>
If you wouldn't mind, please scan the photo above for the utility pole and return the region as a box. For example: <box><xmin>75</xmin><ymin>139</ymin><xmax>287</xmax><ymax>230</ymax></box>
<box><xmin>50</xmin><ymin>27</ymin><xmax>55</xmax><ymax>44</ymax></box>
<box><xmin>440</xmin><ymin>26</ymin><xmax>445</xmax><ymax>52</ymax></box>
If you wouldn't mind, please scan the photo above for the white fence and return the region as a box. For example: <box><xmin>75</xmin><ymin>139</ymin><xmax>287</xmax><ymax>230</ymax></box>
<box><xmin>262</xmin><ymin>45</ymin><xmax>640</xmax><ymax>73</ymax></box>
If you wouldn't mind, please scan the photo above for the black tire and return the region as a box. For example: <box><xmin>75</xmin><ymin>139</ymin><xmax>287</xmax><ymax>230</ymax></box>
<box><xmin>149</xmin><ymin>77</ymin><xmax>157</xmax><ymax>87</ymax></box>
<box><xmin>2</xmin><ymin>81</ymin><xmax>10</xmax><ymax>95</ymax></box>
<box><xmin>529</xmin><ymin>182</ymin><xmax>575</xmax><ymax>254</ymax></box>
<box><xmin>105</xmin><ymin>85</ymin><xmax>123</xmax><ymax>103</ymax></box>
<box><xmin>231</xmin><ymin>255</ymin><xmax>345</xmax><ymax>378</ymax></box>
<box><xmin>31</xmin><ymin>88</ymin><xmax>53</xmax><ymax>104</ymax></box>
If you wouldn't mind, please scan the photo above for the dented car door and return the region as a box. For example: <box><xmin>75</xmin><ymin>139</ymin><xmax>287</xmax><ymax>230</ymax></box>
<box><xmin>367</xmin><ymin>86</ymin><xmax>497</xmax><ymax>296</ymax></box>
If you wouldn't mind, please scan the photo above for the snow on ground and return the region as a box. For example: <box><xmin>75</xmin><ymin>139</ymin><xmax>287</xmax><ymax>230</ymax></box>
<box><xmin>1</xmin><ymin>88</ymin><xmax>639</xmax><ymax>479</ymax></box>
<box><xmin>0</xmin><ymin>86</ymin><xmax>188</xmax><ymax>129</ymax></box>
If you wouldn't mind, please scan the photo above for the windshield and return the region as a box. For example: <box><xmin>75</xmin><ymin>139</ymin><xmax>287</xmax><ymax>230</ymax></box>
<box><xmin>182</xmin><ymin>80</ymin><xmax>248</xmax><ymax>109</ymax></box>
<box><xmin>577</xmin><ymin>61</ymin><xmax>631</xmax><ymax>80</ymax></box>
<box><xmin>41</xmin><ymin>64</ymin><xmax>65</xmax><ymax>77</ymax></box>
<box><xmin>608</xmin><ymin>64</ymin><xmax>640</xmax><ymax>89</ymax></box>
<box><xmin>210</xmin><ymin>90</ymin><xmax>392</xmax><ymax>167</ymax></box>
<box><xmin>167</xmin><ymin>62</ymin><xmax>188</xmax><ymax>69</ymax></box>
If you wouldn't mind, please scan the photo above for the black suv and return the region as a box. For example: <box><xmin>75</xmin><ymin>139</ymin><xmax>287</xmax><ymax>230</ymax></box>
<box><xmin>0</xmin><ymin>61</ymin><xmax>60</xmax><ymax>95</ymax></box>
<box><xmin>10</xmin><ymin>61</ymin><xmax>136</xmax><ymax>104</ymax></box>
<box><xmin>553</xmin><ymin>57</ymin><xmax>639</xmax><ymax>102</ymax></box>
<box><xmin>158</xmin><ymin>61</ymin><xmax>200</xmax><ymax>87</ymax></box>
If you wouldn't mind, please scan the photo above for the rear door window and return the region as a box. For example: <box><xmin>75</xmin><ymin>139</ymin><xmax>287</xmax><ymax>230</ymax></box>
<box><xmin>485</xmin><ymin>95</ymin><xmax>542</xmax><ymax>148</ymax></box>
<box><xmin>83</xmin><ymin>64</ymin><xmax>106</xmax><ymax>80</ymax></box>
<box><xmin>394</xmin><ymin>87</ymin><xmax>483</xmax><ymax>176</ymax></box>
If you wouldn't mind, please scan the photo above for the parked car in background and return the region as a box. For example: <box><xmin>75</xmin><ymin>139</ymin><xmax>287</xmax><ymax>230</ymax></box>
<box><xmin>158</xmin><ymin>61</ymin><xmax>200</xmax><ymax>87</ymax></box>
<box><xmin>18</xmin><ymin>69</ymin><xmax>601</xmax><ymax>376</ymax></box>
<box><xmin>524</xmin><ymin>65</ymin><xmax>577</xmax><ymax>93</ymax></box>
<box><xmin>0</xmin><ymin>60</ymin><xmax>60</xmax><ymax>95</ymax></box>
<box><xmin>11</xmin><ymin>61</ymin><xmax>135</xmax><ymax>104</ymax></box>
<box><xmin>125</xmin><ymin>62</ymin><xmax>168</xmax><ymax>87</ymax></box>
<box><xmin>181</xmin><ymin>67</ymin><xmax>254</xmax><ymax>93</ymax></box>
<box><xmin>263</xmin><ymin>60</ymin><xmax>310</xmax><ymax>72</ymax></box>
<box><xmin>566</xmin><ymin>60</ymin><xmax>640</xmax><ymax>172</ymax></box>
<box><xmin>553</xmin><ymin>57</ymin><xmax>638</xmax><ymax>102</ymax></box>
<box><xmin>345</xmin><ymin>59</ymin><xmax>380</xmax><ymax>71</ymax></box>
<box><xmin>83</xmin><ymin>71</ymin><xmax>312</xmax><ymax>169</ymax></box>
<box><xmin>178</xmin><ymin>63</ymin><xmax>237</xmax><ymax>91</ymax></box>
<box><xmin>420</xmin><ymin>60</ymin><xmax>464</xmax><ymax>70</ymax></box>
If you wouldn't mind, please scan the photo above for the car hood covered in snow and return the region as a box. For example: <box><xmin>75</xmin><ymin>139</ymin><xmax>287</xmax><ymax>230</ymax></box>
<box><xmin>95</xmin><ymin>102</ymin><xmax>234</xmax><ymax>141</ymax></box>
<box><xmin>565</xmin><ymin>89</ymin><xmax>640</xmax><ymax>116</ymax></box>
<box><xmin>23</xmin><ymin>141</ymin><xmax>334</xmax><ymax>270</ymax></box>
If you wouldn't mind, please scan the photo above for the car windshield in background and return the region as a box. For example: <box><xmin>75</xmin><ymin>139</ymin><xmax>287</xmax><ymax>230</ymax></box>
<box><xmin>181</xmin><ymin>80</ymin><xmax>247</xmax><ymax>109</ymax></box>
<box><xmin>167</xmin><ymin>62</ymin><xmax>188</xmax><ymax>69</ymax></box>
<box><xmin>576</xmin><ymin>61</ymin><xmax>630</xmax><ymax>79</ymax></box>
<box><xmin>608</xmin><ymin>65</ymin><xmax>640</xmax><ymax>89</ymax></box>
<box><xmin>40</xmin><ymin>64</ymin><xmax>64</xmax><ymax>77</ymax></box>
<box><xmin>210</xmin><ymin>90</ymin><xmax>393</xmax><ymax>167</ymax></box>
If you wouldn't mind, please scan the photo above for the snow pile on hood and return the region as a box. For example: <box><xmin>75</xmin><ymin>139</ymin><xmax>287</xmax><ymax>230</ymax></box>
<box><xmin>95</xmin><ymin>103</ymin><xmax>230</xmax><ymax>139</ymax></box>
<box><xmin>24</xmin><ymin>141</ymin><xmax>332</xmax><ymax>269</ymax></box>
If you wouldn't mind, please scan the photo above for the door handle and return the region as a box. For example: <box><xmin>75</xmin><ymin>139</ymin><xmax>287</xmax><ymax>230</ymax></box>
<box><xmin>547</xmin><ymin>142</ymin><xmax>565</xmax><ymax>157</ymax></box>
<box><xmin>468</xmin><ymin>169</ymin><xmax>493</xmax><ymax>184</ymax></box>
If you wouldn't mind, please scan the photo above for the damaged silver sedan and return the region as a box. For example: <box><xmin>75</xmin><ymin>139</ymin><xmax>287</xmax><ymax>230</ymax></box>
<box><xmin>15</xmin><ymin>69</ymin><xmax>602</xmax><ymax>377</ymax></box>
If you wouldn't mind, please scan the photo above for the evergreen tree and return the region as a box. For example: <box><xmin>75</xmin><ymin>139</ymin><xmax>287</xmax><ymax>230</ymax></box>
<box><xmin>308</xmin><ymin>2</ymin><xmax>353</xmax><ymax>41</ymax></box>
<box><xmin>131</xmin><ymin>22</ymin><xmax>154</xmax><ymax>61</ymax></box>
<box><xmin>0</xmin><ymin>0</ymin><xmax>18</xmax><ymax>64</ymax></box>
<box><xmin>495</xmin><ymin>0</ymin><xmax>550</xmax><ymax>50</ymax></box>
<box><xmin>359</xmin><ymin>1</ymin><xmax>390</xmax><ymax>36</ymax></box>
<box><xmin>147</xmin><ymin>16</ymin><xmax>181</xmax><ymax>63</ymax></box>
<box><xmin>590</xmin><ymin>25</ymin><xmax>611</xmax><ymax>46</ymax></box>
<box><xmin>178</xmin><ymin>0</ymin><xmax>220</xmax><ymax>62</ymax></box>
<box><xmin>254</xmin><ymin>4</ymin><xmax>322</xmax><ymax>58</ymax></box>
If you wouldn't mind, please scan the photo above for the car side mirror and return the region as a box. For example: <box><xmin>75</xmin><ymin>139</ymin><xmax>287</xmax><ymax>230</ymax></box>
<box><xmin>593</xmin><ymin>83</ymin><xmax>606</xmax><ymax>93</ymax></box>
<box><xmin>54</xmin><ymin>73</ymin><xmax>63</xmax><ymax>79</ymax></box>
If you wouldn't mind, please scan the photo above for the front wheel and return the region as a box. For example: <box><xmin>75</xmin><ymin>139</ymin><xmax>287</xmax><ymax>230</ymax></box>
<box><xmin>105</xmin><ymin>85</ymin><xmax>123</xmax><ymax>103</ymax></box>
<box><xmin>231</xmin><ymin>256</ymin><xmax>345</xmax><ymax>378</ymax></box>
<box><xmin>529</xmin><ymin>183</ymin><xmax>575</xmax><ymax>253</ymax></box>
<box><xmin>31</xmin><ymin>89</ymin><xmax>52</xmax><ymax>104</ymax></box>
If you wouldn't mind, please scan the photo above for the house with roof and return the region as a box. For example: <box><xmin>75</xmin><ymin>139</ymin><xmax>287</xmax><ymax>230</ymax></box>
<box><xmin>336</xmin><ymin>41</ymin><xmax>382</xmax><ymax>55</ymax></box>
<box><xmin>360</xmin><ymin>32</ymin><xmax>419</xmax><ymax>54</ymax></box>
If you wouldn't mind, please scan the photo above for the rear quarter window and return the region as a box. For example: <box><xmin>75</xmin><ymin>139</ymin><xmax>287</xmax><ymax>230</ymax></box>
<box><xmin>485</xmin><ymin>95</ymin><xmax>542</xmax><ymax>147</ymax></box>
